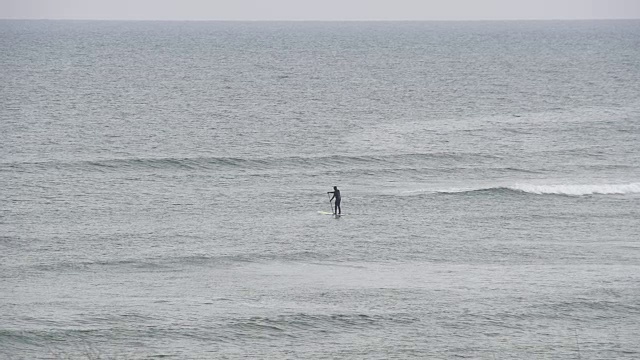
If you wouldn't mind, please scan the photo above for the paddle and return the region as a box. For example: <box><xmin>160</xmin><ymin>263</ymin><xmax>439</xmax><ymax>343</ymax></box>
<box><xmin>327</xmin><ymin>192</ymin><xmax>334</xmax><ymax>214</ymax></box>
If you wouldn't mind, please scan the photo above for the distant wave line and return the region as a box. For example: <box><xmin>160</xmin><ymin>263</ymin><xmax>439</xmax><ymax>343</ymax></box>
<box><xmin>0</xmin><ymin>152</ymin><xmax>506</xmax><ymax>172</ymax></box>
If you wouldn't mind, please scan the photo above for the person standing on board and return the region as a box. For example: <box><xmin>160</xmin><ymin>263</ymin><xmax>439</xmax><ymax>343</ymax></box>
<box><xmin>328</xmin><ymin>186</ymin><xmax>341</xmax><ymax>215</ymax></box>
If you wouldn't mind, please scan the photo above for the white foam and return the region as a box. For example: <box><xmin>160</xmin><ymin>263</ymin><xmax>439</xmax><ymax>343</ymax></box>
<box><xmin>509</xmin><ymin>183</ymin><xmax>640</xmax><ymax>196</ymax></box>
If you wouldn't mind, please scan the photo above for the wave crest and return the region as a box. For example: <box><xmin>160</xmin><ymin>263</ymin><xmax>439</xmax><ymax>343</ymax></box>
<box><xmin>508</xmin><ymin>183</ymin><xmax>640</xmax><ymax>196</ymax></box>
<box><xmin>438</xmin><ymin>182</ymin><xmax>640</xmax><ymax>196</ymax></box>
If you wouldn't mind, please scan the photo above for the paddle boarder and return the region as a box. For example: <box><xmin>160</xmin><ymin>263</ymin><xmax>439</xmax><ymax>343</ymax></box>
<box><xmin>327</xmin><ymin>186</ymin><xmax>341</xmax><ymax>215</ymax></box>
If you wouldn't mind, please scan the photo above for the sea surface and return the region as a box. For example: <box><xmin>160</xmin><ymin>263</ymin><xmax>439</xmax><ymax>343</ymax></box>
<box><xmin>1</xmin><ymin>20</ymin><xmax>640</xmax><ymax>359</ymax></box>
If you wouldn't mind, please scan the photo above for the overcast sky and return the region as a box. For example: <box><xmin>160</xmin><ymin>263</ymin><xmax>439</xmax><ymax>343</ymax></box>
<box><xmin>2</xmin><ymin>0</ymin><xmax>640</xmax><ymax>21</ymax></box>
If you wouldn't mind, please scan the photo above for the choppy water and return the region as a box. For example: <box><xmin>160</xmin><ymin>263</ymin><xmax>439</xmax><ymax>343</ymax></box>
<box><xmin>1</xmin><ymin>20</ymin><xmax>640</xmax><ymax>359</ymax></box>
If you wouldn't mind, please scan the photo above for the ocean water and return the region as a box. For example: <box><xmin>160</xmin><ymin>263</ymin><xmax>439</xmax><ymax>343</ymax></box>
<box><xmin>1</xmin><ymin>20</ymin><xmax>640</xmax><ymax>359</ymax></box>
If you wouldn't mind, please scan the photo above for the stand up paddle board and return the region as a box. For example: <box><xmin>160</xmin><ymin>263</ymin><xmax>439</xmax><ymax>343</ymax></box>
<box><xmin>318</xmin><ymin>211</ymin><xmax>345</xmax><ymax>216</ymax></box>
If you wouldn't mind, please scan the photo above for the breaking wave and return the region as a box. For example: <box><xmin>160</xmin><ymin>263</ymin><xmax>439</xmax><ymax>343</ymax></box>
<box><xmin>507</xmin><ymin>183</ymin><xmax>640</xmax><ymax>196</ymax></box>
<box><xmin>438</xmin><ymin>182</ymin><xmax>640</xmax><ymax>196</ymax></box>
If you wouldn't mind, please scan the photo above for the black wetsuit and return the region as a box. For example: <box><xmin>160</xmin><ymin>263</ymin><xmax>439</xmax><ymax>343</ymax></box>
<box><xmin>330</xmin><ymin>189</ymin><xmax>341</xmax><ymax>214</ymax></box>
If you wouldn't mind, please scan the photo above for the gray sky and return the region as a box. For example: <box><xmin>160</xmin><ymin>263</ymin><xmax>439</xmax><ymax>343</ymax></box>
<box><xmin>2</xmin><ymin>0</ymin><xmax>640</xmax><ymax>21</ymax></box>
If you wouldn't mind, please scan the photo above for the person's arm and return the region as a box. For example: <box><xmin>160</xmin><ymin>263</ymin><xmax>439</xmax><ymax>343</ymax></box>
<box><xmin>328</xmin><ymin>191</ymin><xmax>335</xmax><ymax>201</ymax></box>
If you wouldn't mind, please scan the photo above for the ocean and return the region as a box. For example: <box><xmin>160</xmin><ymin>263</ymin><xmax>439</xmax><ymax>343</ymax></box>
<box><xmin>1</xmin><ymin>20</ymin><xmax>639</xmax><ymax>359</ymax></box>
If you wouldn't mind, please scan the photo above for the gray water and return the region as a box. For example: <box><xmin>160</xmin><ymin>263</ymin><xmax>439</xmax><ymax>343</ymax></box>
<box><xmin>1</xmin><ymin>20</ymin><xmax>640</xmax><ymax>359</ymax></box>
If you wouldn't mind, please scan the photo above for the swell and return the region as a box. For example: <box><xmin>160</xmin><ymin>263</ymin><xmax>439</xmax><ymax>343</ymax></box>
<box><xmin>3</xmin><ymin>154</ymin><xmax>634</xmax><ymax>179</ymax></box>
<box><xmin>0</xmin><ymin>312</ymin><xmax>419</xmax><ymax>347</ymax></box>
<box><xmin>0</xmin><ymin>152</ymin><xmax>499</xmax><ymax>173</ymax></box>
<box><xmin>16</xmin><ymin>251</ymin><xmax>332</xmax><ymax>274</ymax></box>
<box><xmin>225</xmin><ymin>312</ymin><xmax>419</xmax><ymax>339</ymax></box>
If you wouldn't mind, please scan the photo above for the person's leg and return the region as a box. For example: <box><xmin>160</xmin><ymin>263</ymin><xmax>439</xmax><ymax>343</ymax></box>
<box><xmin>336</xmin><ymin>200</ymin><xmax>341</xmax><ymax>214</ymax></box>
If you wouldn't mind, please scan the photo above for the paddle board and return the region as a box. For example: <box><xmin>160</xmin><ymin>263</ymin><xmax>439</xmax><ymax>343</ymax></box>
<box><xmin>318</xmin><ymin>211</ymin><xmax>345</xmax><ymax>216</ymax></box>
